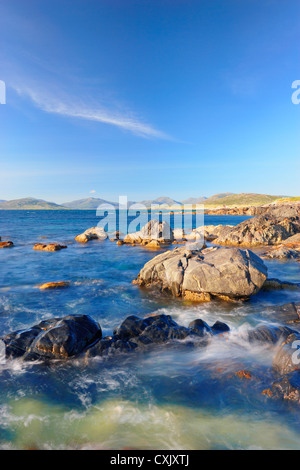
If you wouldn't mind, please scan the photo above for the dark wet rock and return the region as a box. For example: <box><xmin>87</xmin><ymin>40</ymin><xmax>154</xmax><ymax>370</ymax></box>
<box><xmin>2</xmin><ymin>318</ymin><xmax>60</xmax><ymax>359</ymax></box>
<box><xmin>135</xmin><ymin>245</ymin><xmax>267</xmax><ymax>300</ymax></box>
<box><xmin>2</xmin><ymin>313</ymin><xmax>230</xmax><ymax>361</ymax></box>
<box><xmin>86</xmin><ymin>336</ymin><xmax>138</xmax><ymax>358</ymax></box>
<box><xmin>272</xmin><ymin>333</ymin><xmax>300</xmax><ymax>375</ymax></box>
<box><xmin>247</xmin><ymin>325</ymin><xmax>296</xmax><ymax>345</ymax></box>
<box><xmin>213</xmin><ymin>204</ymin><xmax>300</xmax><ymax>246</ymax></box>
<box><xmin>271</xmin><ymin>370</ymin><xmax>300</xmax><ymax>402</ymax></box>
<box><xmin>211</xmin><ymin>321</ymin><xmax>231</xmax><ymax>334</ymax></box>
<box><xmin>2</xmin><ymin>315</ymin><xmax>101</xmax><ymax>360</ymax></box>
<box><xmin>188</xmin><ymin>319</ymin><xmax>212</xmax><ymax>336</ymax></box>
<box><xmin>86</xmin><ymin>314</ymin><xmax>230</xmax><ymax>358</ymax></box>
<box><xmin>262</xmin><ymin>279</ymin><xmax>300</xmax><ymax>292</ymax></box>
<box><xmin>262</xmin><ymin>302</ymin><xmax>300</xmax><ymax>324</ymax></box>
<box><xmin>113</xmin><ymin>315</ymin><xmax>152</xmax><ymax>340</ymax></box>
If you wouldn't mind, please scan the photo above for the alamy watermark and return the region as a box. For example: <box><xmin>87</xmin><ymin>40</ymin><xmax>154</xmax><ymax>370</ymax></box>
<box><xmin>291</xmin><ymin>80</ymin><xmax>300</xmax><ymax>104</ymax></box>
<box><xmin>0</xmin><ymin>340</ymin><xmax>6</xmax><ymax>364</ymax></box>
<box><xmin>0</xmin><ymin>80</ymin><xmax>6</xmax><ymax>104</ymax></box>
<box><xmin>95</xmin><ymin>196</ymin><xmax>204</xmax><ymax>244</ymax></box>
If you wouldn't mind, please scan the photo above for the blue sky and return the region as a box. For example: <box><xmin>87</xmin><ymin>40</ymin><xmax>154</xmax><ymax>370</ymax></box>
<box><xmin>0</xmin><ymin>0</ymin><xmax>299</xmax><ymax>203</ymax></box>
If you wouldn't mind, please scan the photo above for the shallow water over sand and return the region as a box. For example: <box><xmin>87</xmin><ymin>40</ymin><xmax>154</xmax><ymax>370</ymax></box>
<box><xmin>0</xmin><ymin>210</ymin><xmax>300</xmax><ymax>449</ymax></box>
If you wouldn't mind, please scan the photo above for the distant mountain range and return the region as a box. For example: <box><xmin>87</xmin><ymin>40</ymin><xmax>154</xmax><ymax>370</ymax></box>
<box><xmin>0</xmin><ymin>198</ymin><xmax>65</xmax><ymax>210</ymax></box>
<box><xmin>0</xmin><ymin>193</ymin><xmax>291</xmax><ymax>210</ymax></box>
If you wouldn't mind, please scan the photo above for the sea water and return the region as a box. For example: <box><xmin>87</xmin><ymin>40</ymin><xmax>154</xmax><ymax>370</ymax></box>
<box><xmin>0</xmin><ymin>210</ymin><xmax>300</xmax><ymax>449</ymax></box>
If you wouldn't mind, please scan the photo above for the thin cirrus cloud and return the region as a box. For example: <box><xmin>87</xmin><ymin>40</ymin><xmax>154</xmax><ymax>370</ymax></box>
<box><xmin>12</xmin><ymin>83</ymin><xmax>170</xmax><ymax>140</ymax></box>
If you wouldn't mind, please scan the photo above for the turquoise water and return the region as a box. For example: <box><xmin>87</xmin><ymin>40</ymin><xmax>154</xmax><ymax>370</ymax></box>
<box><xmin>0</xmin><ymin>210</ymin><xmax>300</xmax><ymax>449</ymax></box>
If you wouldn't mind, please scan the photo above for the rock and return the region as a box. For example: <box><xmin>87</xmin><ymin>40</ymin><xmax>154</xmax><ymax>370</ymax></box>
<box><xmin>184</xmin><ymin>230</ymin><xmax>203</xmax><ymax>241</ymax></box>
<box><xmin>75</xmin><ymin>227</ymin><xmax>107</xmax><ymax>243</ymax></box>
<box><xmin>204</xmin><ymin>206</ymin><xmax>268</xmax><ymax>216</ymax></box>
<box><xmin>188</xmin><ymin>319</ymin><xmax>212</xmax><ymax>336</ymax></box>
<box><xmin>272</xmin><ymin>332</ymin><xmax>300</xmax><ymax>374</ymax></box>
<box><xmin>211</xmin><ymin>321</ymin><xmax>230</xmax><ymax>334</ymax></box>
<box><xmin>247</xmin><ymin>325</ymin><xmax>296</xmax><ymax>345</ymax></box>
<box><xmin>124</xmin><ymin>220</ymin><xmax>173</xmax><ymax>245</ymax></box>
<box><xmin>33</xmin><ymin>243</ymin><xmax>67</xmax><ymax>251</ymax></box>
<box><xmin>282</xmin><ymin>233</ymin><xmax>300</xmax><ymax>245</ymax></box>
<box><xmin>116</xmin><ymin>240</ymin><xmax>124</xmax><ymax>246</ymax></box>
<box><xmin>173</xmin><ymin>228</ymin><xmax>187</xmax><ymax>240</ymax></box>
<box><xmin>213</xmin><ymin>204</ymin><xmax>300</xmax><ymax>246</ymax></box>
<box><xmin>261</xmin><ymin>302</ymin><xmax>300</xmax><ymax>324</ymax></box>
<box><xmin>135</xmin><ymin>245</ymin><xmax>267</xmax><ymax>300</ymax></box>
<box><xmin>196</xmin><ymin>225</ymin><xmax>234</xmax><ymax>241</ymax></box>
<box><xmin>38</xmin><ymin>281</ymin><xmax>70</xmax><ymax>290</ymax></box>
<box><xmin>145</xmin><ymin>240</ymin><xmax>162</xmax><ymax>249</ymax></box>
<box><xmin>271</xmin><ymin>370</ymin><xmax>300</xmax><ymax>402</ymax></box>
<box><xmin>1</xmin><ymin>315</ymin><xmax>102</xmax><ymax>360</ymax></box>
<box><xmin>262</xmin><ymin>279</ymin><xmax>300</xmax><ymax>292</ymax></box>
<box><xmin>0</xmin><ymin>241</ymin><xmax>13</xmax><ymax>248</ymax></box>
<box><xmin>108</xmin><ymin>231</ymin><xmax>122</xmax><ymax>241</ymax></box>
<box><xmin>86</xmin><ymin>314</ymin><xmax>230</xmax><ymax>358</ymax></box>
<box><xmin>261</xmin><ymin>246</ymin><xmax>300</xmax><ymax>259</ymax></box>
<box><xmin>2</xmin><ymin>313</ymin><xmax>230</xmax><ymax>362</ymax></box>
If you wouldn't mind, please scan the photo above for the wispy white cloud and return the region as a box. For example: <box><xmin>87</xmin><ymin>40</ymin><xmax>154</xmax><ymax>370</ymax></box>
<box><xmin>12</xmin><ymin>83</ymin><xmax>170</xmax><ymax>140</ymax></box>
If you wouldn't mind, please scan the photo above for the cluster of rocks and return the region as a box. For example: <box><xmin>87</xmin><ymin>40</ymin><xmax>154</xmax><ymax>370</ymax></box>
<box><xmin>1</xmin><ymin>313</ymin><xmax>230</xmax><ymax>361</ymax></box>
<box><xmin>134</xmin><ymin>243</ymin><xmax>268</xmax><ymax>301</ymax></box>
<box><xmin>211</xmin><ymin>205</ymin><xmax>300</xmax><ymax>246</ymax></box>
<box><xmin>204</xmin><ymin>206</ymin><xmax>268</xmax><ymax>216</ymax></box>
<box><xmin>3</xmin><ymin>304</ymin><xmax>300</xmax><ymax>406</ymax></box>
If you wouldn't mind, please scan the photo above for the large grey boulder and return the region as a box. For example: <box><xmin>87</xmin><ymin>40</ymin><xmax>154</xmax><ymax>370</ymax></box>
<box><xmin>135</xmin><ymin>244</ymin><xmax>268</xmax><ymax>300</ymax></box>
<box><xmin>213</xmin><ymin>204</ymin><xmax>300</xmax><ymax>246</ymax></box>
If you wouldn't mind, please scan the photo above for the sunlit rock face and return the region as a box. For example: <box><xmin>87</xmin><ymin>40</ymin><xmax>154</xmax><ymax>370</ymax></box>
<box><xmin>135</xmin><ymin>245</ymin><xmax>268</xmax><ymax>300</ymax></box>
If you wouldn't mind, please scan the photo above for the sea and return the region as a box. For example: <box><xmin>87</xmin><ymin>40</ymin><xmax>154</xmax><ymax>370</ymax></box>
<box><xmin>0</xmin><ymin>209</ymin><xmax>300</xmax><ymax>450</ymax></box>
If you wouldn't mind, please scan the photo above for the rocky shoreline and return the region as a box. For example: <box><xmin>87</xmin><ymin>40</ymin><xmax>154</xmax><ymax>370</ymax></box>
<box><xmin>1</xmin><ymin>202</ymin><xmax>300</xmax><ymax>407</ymax></box>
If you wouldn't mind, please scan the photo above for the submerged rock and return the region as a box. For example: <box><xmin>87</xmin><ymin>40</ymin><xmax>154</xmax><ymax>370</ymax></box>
<box><xmin>261</xmin><ymin>301</ymin><xmax>300</xmax><ymax>324</ymax></box>
<box><xmin>272</xmin><ymin>370</ymin><xmax>300</xmax><ymax>403</ymax></box>
<box><xmin>247</xmin><ymin>325</ymin><xmax>296</xmax><ymax>345</ymax></box>
<box><xmin>2</xmin><ymin>315</ymin><xmax>101</xmax><ymax>360</ymax></box>
<box><xmin>135</xmin><ymin>245</ymin><xmax>267</xmax><ymax>300</ymax></box>
<box><xmin>75</xmin><ymin>227</ymin><xmax>107</xmax><ymax>243</ymax></box>
<box><xmin>262</xmin><ymin>279</ymin><xmax>300</xmax><ymax>292</ymax></box>
<box><xmin>33</xmin><ymin>243</ymin><xmax>67</xmax><ymax>251</ymax></box>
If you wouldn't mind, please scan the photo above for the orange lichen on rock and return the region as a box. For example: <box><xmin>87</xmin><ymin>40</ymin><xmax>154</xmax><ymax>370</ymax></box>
<box><xmin>235</xmin><ymin>370</ymin><xmax>252</xmax><ymax>380</ymax></box>
<box><xmin>262</xmin><ymin>388</ymin><xmax>273</xmax><ymax>398</ymax></box>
